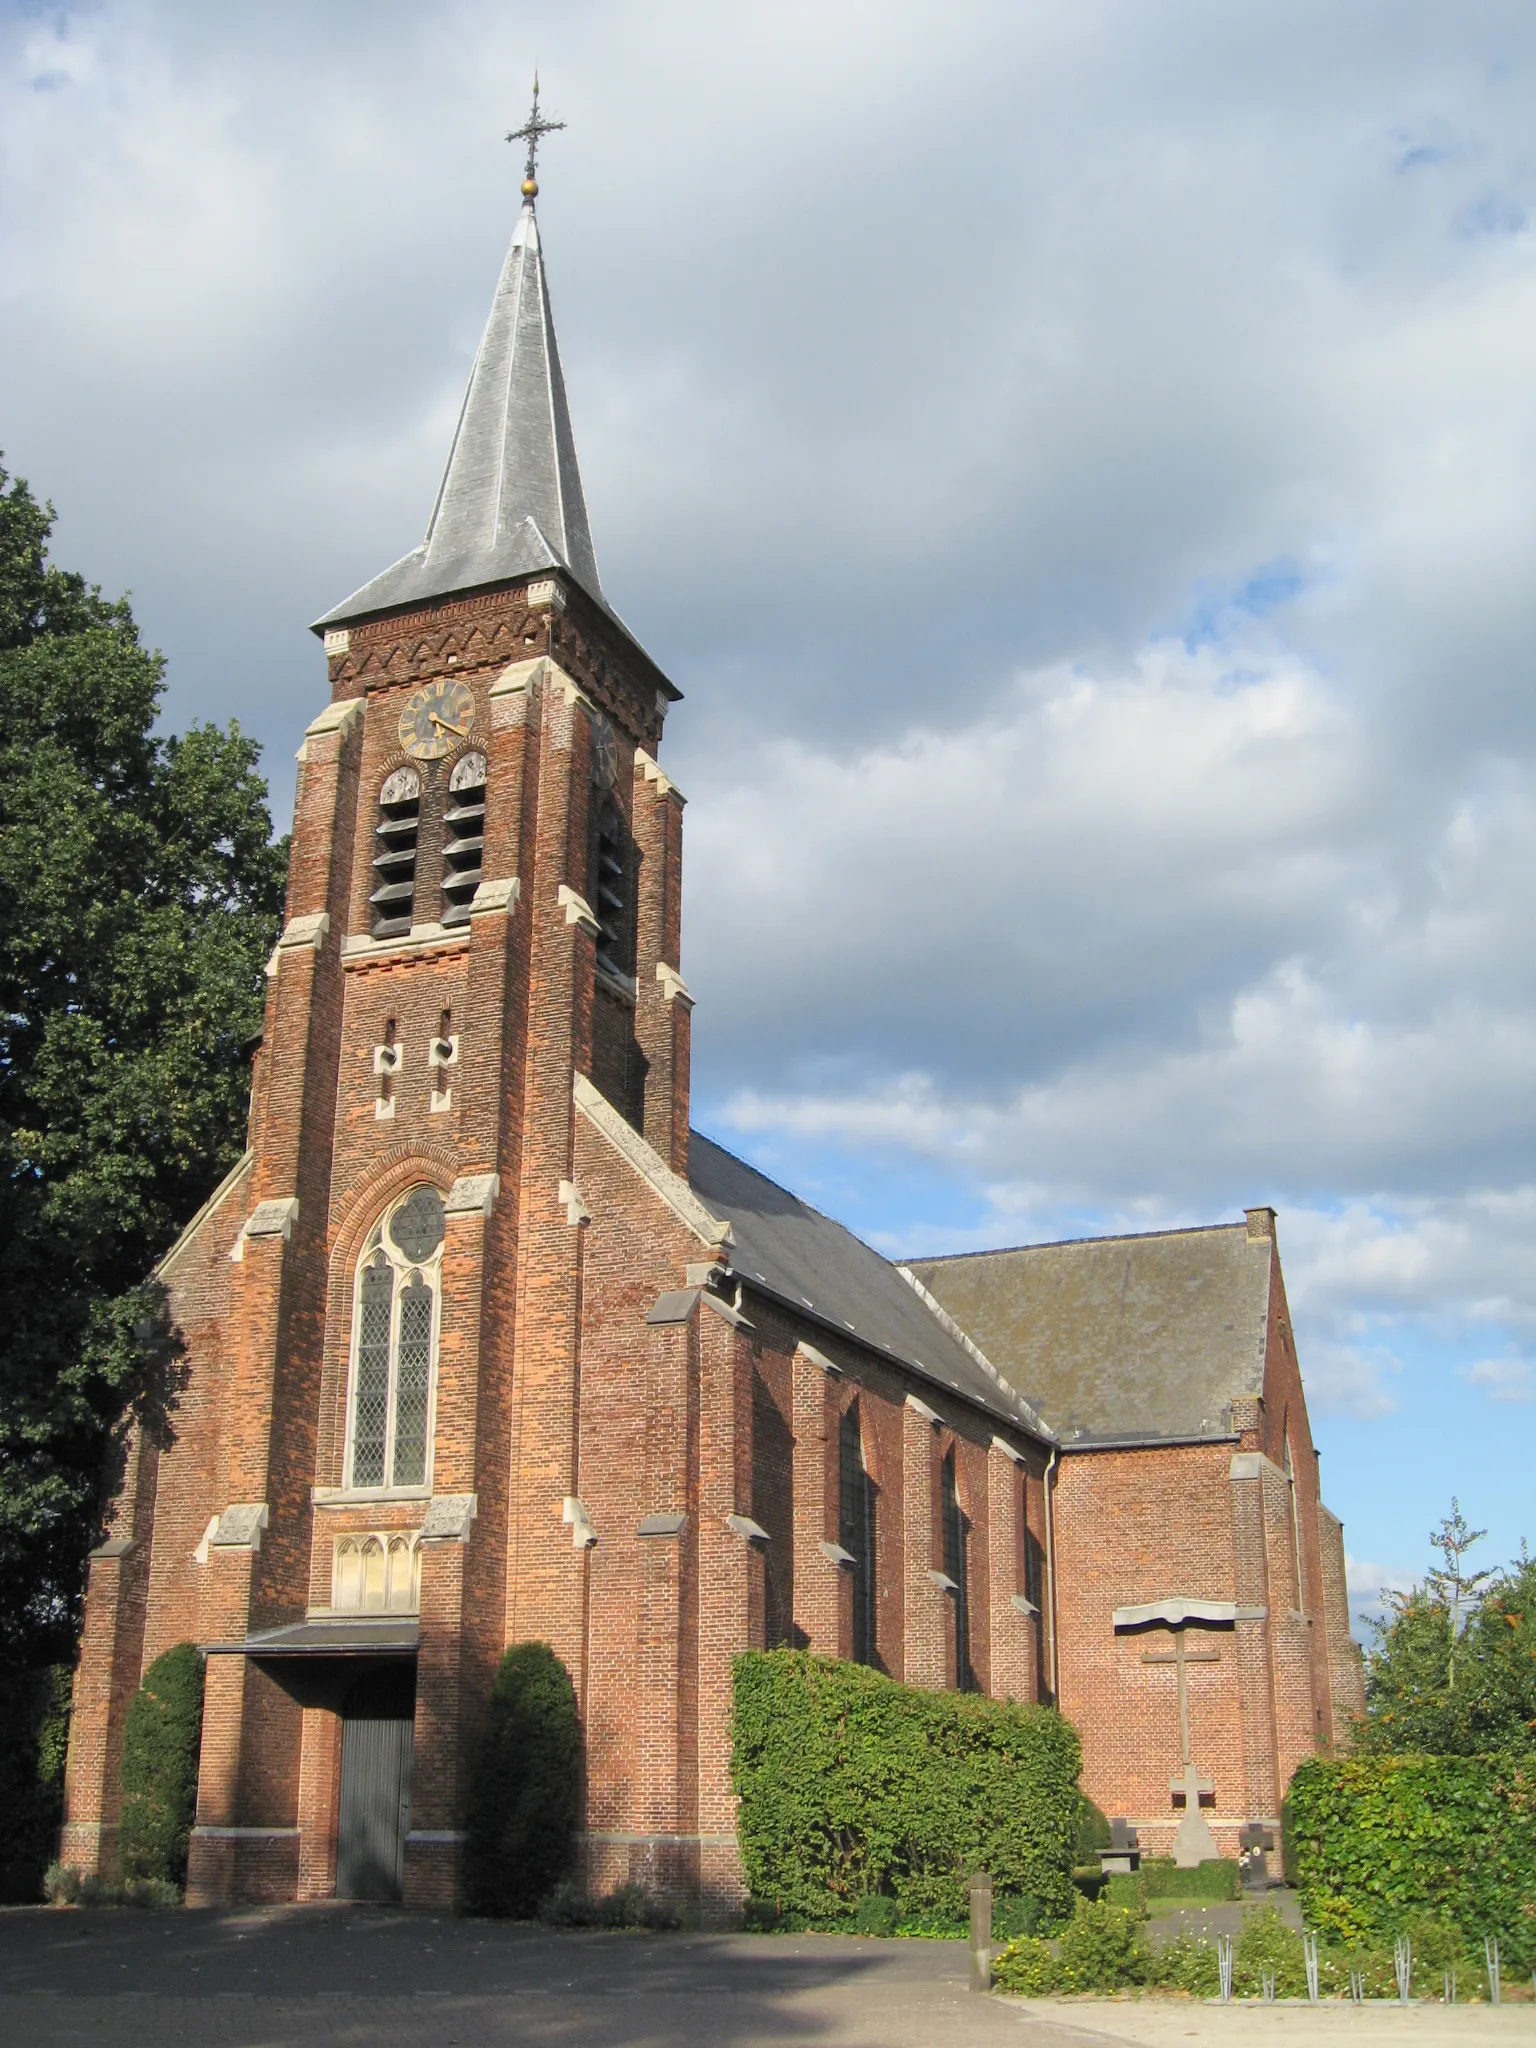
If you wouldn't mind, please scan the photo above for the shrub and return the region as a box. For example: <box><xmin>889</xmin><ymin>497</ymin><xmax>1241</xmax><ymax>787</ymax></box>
<box><xmin>1056</xmin><ymin>1897</ymin><xmax>1154</xmax><ymax>1991</ymax></box>
<box><xmin>991</xmin><ymin>1933</ymin><xmax>1059</xmax><ymax>1994</ymax></box>
<box><xmin>1286</xmin><ymin>1751</ymin><xmax>1536</xmax><ymax>1969</ymax></box>
<box><xmin>731</xmin><ymin>1650</ymin><xmax>1080</xmax><ymax>1931</ymax></box>
<box><xmin>118</xmin><ymin>1644</ymin><xmax>204</xmax><ymax>1885</ymax></box>
<box><xmin>1140</xmin><ymin>1855</ymin><xmax>1240</xmax><ymax>1901</ymax></box>
<box><xmin>464</xmin><ymin>1643</ymin><xmax>581</xmax><ymax>1918</ymax></box>
<box><xmin>1233</xmin><ymin>1905</ymin><xmax>1306</xmax><ymax>1997</ymax></box>
<box><xmin>43</xmin><ymin>1861</ymin><xmax>80</xmax><ymax>1905</ymax></box>
<box><xmin>538</xmin><ymin>1879</ymin><xmax>680</xmax><ymax>1930</ymax></box>
<box><xmin>1151</xmin><ymin>1930</ymin><xmax>1220</xmax><ymax>1997</ymax></box>
<box><xmin>994</xmin><ymin>1893</ymin><xmax>1044</xmax><ymax>1939</ymax></box>
<box><xmin>1103</xmin><ymin>1873</ymin><xmax>1146</xmax><ymax>1915</ymax></box>
<box><xmin>854</xmin><ymin>1893</ymin><xmax>901</xmax><ymax>1936</ymax></box>
<box><xmin>1075</xmin><ymin>1792</ymin><xmax>1112</xmax><ymax>1861</ymax></box>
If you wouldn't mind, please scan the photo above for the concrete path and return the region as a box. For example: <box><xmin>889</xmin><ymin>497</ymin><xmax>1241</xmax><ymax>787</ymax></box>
<box><xmin>0</xmin><ymin>1908</ymin><xmax>1528</xmax><ymax>2047</ymax></box>
<box><xmin>1008</xmin><ymin>1997</ymin><xmax>1534</xmax><ymax>2044</ymax></box>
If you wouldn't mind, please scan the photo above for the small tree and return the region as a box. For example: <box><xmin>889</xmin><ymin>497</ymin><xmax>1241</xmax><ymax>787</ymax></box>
<box><xmin>464</xmin><ymin>1643</ymin><xmax>581</xmax><ymax>1917</ymax></box>
<box><xmin>118</xmin><ymin>1643</ymin><xmax>204</xmax><ymax>1884</ymax></box>
<box><xmin>1425</xmin><ymin>1499</ymin><xmax>1494</xmax><ymax>1694</ymax></box>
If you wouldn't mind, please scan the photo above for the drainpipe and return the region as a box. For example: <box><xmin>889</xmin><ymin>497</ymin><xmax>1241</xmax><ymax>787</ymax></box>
<box><xmin>1043</xmin><ymin>1443</ymin><xmax>1061</xmax><ymax>1703</ymax></box>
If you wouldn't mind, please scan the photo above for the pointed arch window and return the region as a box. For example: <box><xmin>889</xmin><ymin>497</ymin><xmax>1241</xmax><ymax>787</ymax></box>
<box><xmin>345</xmin><ymin>1185</ymin><xmax>444</xmax><ymax>1491</ymax></box>
<box><xmin>942</xmin><ymin>1449</ymin><xmax>976</xmax><ymax>1691</ymax></box>
<box><xmin>838</xmin><ymin>1401</ymin><xmax>878</xmax><ymax>1667</ymax></box>
<box><xmin>371</xmin><ymin>767</ymin><xmax>421</xmax><ymax>938</ymax></box>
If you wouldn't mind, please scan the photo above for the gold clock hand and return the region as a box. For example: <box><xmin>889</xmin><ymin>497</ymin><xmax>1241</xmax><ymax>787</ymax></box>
<box><xmin>429</xmin><ymin>713</ymin><xmax>469</xmax><ymax>738</ymax></box>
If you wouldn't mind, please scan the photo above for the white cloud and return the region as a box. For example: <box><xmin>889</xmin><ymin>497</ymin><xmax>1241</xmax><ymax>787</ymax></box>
<box><xmin>8</xmin><ymin>1</ymin><xmax>1536</xmax><ymax>1568</ymax></box>
<box><xmin>1458</xmin><ymin>1357</ymin><xmax>1534</xmax><ymax>1403</ymax></box>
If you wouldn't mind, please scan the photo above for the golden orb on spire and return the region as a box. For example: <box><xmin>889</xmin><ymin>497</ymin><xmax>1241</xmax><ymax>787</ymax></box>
<box><xmin>522</xmin><ymin>177</ymin><xmax>538</xmax><ymax>198</ymax></box>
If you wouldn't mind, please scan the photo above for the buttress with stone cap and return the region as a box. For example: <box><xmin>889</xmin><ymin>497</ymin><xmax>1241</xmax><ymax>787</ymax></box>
<box><xmin>316</xmin><ymin>197</ymin><xmax>602</xmax><ymax>629</ymax></box>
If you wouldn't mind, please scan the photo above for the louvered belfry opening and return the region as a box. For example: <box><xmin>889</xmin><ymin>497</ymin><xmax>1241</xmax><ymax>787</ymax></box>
<box><xmin>440</xmin><ymin>751</ymin><xmax>487</xmax><ymax>926</ymax></box>
<box><xmin>371</xmin><ymin>767</ymin><xmax>422</xmax><ymax>937</ymax></box>
<box><xmin>592</xmin><ymin>797</ymin><xmax>630</xmax><ymax>980</ymax></box>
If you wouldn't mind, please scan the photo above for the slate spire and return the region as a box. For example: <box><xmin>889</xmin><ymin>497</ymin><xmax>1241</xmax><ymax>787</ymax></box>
<box><xmin>316</xmin><ymin>189</ymin><xmax>602</xmax><ymax>629</ymax></box>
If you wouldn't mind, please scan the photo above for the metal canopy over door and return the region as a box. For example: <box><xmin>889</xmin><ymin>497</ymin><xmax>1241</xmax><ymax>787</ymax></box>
<box><xmin>336</xmin><ymin>1664</ymin><xmax>415</xmax><ymax>1900</ymax></box>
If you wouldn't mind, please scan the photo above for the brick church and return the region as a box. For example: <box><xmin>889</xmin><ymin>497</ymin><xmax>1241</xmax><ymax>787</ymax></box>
<box><xmin>61</xmin><ymin>157</ymin><xmax>1363</xmax><ymax>1913</ymax></box>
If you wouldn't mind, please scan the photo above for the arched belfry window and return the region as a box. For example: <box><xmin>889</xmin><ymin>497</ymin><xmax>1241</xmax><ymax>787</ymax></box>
<box><xmin>371</xmin><ymin>767</ymin><xmax>421</xmax><ymax>938</ymax></box>
<box><xmin>346</xmin><ymin>1185</ymin><xmax>444</xmax><ymax>1490</ymax></box>
<box><xmin>839</xmin><ymin>1402</ymin><xmax>878</xmax><ymax>1666</ymax></box>
<box><xmin>441</xmin><ymin>751</ymin><xmax>487</xmax><ymax>925</ymax></box>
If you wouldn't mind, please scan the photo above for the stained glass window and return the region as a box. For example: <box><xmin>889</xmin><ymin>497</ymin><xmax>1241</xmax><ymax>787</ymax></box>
<box><xmin>347</xmin><ymin>1189</ymin><xmax>443</xmax><ymax>1492</ymax></box>
<box><xmin>352</xmin><ymin>1252</ymin><xmax>394</xmax><ymax>1487</ymax></box>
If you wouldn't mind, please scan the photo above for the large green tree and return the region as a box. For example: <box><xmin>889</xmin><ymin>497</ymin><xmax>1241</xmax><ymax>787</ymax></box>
<box><xmin>1359</xmin><ymin>1504</ymin><xmax>1536</xmax><ymax>1755</ymax></box>
<box><xmin>0</xmin><ymin>460</ymin><xmax>286</xmax><ymax>1661</ymax></box>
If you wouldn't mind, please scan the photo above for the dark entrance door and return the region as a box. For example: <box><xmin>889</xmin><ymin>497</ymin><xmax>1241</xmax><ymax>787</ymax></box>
<box><xmin>336</xmin><ymin>1664</ymin><xmax>415</xmax><ymax>1901</ymax></box>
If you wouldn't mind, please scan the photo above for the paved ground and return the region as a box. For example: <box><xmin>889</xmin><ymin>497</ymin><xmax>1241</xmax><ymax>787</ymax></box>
<box><xmin>0</xmin><ymin>1907</ymin><xmax>1529</xmax><ymax>2048</ymax></box>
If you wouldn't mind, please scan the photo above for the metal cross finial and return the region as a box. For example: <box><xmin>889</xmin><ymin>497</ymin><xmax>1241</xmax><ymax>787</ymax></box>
<box><xmin>506</xmin><ymin>73</ymin><xmax>565</xmax><ymax>199</ymax></box>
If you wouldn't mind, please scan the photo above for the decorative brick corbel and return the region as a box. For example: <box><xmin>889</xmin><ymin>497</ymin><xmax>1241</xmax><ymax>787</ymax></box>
<box><xmin>469</xmin><ymin>877</ymin><xmax>520</xmax><ymax>917</ymax></box>
<box><xmin>211</xmin><ymin>1503</ymin><xmax>269</xmax><ymax>1551</ymax></box>
<box><xmin>446</xmin><ymin>1173</ymin><xmax>500</xmax><ymax>1219</ymax></box>
<box><xmin>421</xmin><ymin>1494</ymin><xmax>478</xmax><ymax>1543</ymax></box>
<box><xmin>230</xmin><ymin>1197</ymin><xmax>298</xmax><ymax>1261</ymax></box>
<box><xmin>656</xmin><ymin>962</ymin><xmax>694</xmax><ymax>1009</ymax></box>
<box><xmin>556</xmin><ymin>884</ymin><xmax>600</xmax><ymax>937</ymax></box>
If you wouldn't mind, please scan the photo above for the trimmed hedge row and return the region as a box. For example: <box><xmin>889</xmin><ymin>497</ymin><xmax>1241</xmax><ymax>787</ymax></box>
<box><xmin>731</xmin><ymin>1650</ymin><xmax>1081</xmax><ymax>1928</ymax></box>
<box><xmin>1285</xmin><ymin>1752</ymin><xmax>1536</xmax><ymax>1968</ymax></box>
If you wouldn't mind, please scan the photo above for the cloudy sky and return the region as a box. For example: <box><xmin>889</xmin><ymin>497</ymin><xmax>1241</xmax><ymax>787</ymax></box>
<box><xmin>5</xmin><ymin>0</ymin><xmax>1534</xmax><ymax>1629</ymax></box>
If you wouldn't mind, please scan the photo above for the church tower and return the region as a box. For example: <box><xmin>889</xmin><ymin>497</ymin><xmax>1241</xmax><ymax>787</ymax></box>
<box><xmin>61</xmin><ymin>106</ymin><xmax>1356</xmax><ymax>1916</ymax></box>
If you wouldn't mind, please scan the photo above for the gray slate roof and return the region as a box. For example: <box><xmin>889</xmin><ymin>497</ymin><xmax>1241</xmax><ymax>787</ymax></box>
<box><xmin>906</xmin><ymin>1226</ymin><xmax>1274</xmax><ymax>1447</ymax></box>
<box><xmin>316</xmin><ymin>201</ymin><xmax>603</xmax><ymax>629</ymax></box>
<box><xmin>687</xmin><ymin>1133</ymin><xmax>1047</xmax><ymax>1437</ymax></box>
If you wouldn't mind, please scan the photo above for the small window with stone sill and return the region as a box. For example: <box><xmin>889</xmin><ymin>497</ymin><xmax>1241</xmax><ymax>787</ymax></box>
<box><xmin>942</xmin><ymin>1449</ymin><xmax>977</xmax><ymax>1692</ymax></box>
<box><xmin>440</xmin><ymin>750</ymin><xmax>487</xmax><ymax>926</ymax></box>
<box><xmin>370</xmin><ymin>767</ymin><xmax>421</xmax><ymax>937</ymax></box>
<box><xmin>331</xmin><ymin>1532</ymin><xmax>421</xmax><ymax>1614</ymax></box>
<box><xmin>344</xmin><ymin>1185</ymin><xmax>445</xmax><ymax>1493</ymax></box>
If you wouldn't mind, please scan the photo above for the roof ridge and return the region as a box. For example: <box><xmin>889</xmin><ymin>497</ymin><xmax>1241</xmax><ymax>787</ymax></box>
<box><xmin>907</xmin><ymin>1219</ymin><xmax>1250</xmax><ymax>1263</ymax></box>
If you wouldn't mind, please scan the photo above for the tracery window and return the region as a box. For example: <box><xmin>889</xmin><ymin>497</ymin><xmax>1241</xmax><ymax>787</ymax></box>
<box><xmin>942</xmin><ymin>1449</ymin><xmax>976</xmax><ymax>1691</ymax></box>
<box><xmin>370</xmin><ymin>767</ymin><xmax>422</xmax><ymax>938</ymax></box>
<box><xmin>838</xmin><ymin>1401</ymin><xmax>878</xmax><ymax>1667</ymax></box>
<box><xmin>332</xmin><ymin>1532</ymin><xmax>422</xmax><ymax>1613</ymax></box>
<box><xmin>345</xmin><ymin>1185</ymin><xmax>444</xmax><ymax>1492</ymax></box>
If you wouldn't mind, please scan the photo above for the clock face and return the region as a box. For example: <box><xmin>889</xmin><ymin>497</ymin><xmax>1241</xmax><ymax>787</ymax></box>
<box><xmin>399</xmin><ymin>677</ymin><xmax>475</xmax><ymax>761</ymax></box>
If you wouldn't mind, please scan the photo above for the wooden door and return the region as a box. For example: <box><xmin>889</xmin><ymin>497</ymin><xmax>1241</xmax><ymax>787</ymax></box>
<box><xmin>336</xmin><ymin>1665</ymin><xmax>415</xmax><ymax>1900</ymax></box>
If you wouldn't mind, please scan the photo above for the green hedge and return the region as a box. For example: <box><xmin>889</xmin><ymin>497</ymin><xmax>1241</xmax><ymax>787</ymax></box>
<box><xmin>1285</xmin><ymin>1752</ymin><xmax>1536</xmax><ymax>1968</ymax></box>
<box><xmin>1140</xmin><ymin>1855</ymin><xmax>1240</xmax><ymax>1900</ymax></box>
<box><xmin>119</xmin><ymin>1645</ymin><xmax>204</xmax><ymax>1885</ymax></box>
<box><xmin>463</xmin><ymin>1643</ymin><xmax>581</xmax><ymax>1918</ymax></box>
<box><xmin>731</xmin><ymin>1650</ymin><xmax>1081</xmax><ymax>1929</ymax></box>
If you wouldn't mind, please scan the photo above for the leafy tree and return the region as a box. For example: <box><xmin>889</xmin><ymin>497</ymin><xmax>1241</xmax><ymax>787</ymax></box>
<box><xmin>1360</xmin><ymin>1505</ymin><xmax>1535</xmax><ymax>1754</ymax></box>
<box><xmin>0</xmin><ymin>459</ymin><xmax>287</xmax><ymax>1662</ymax></box>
